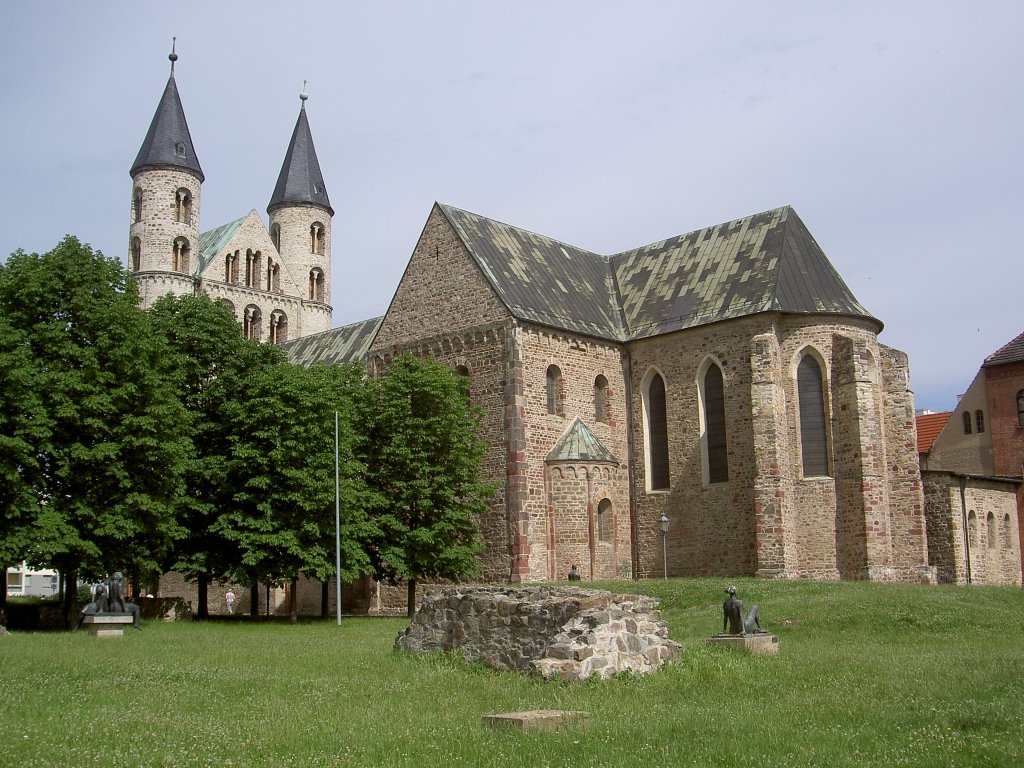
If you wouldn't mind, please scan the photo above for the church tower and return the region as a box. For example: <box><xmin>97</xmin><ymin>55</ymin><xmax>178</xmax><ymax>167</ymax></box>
<box><xmin>267</xmin><ymin>89</ymin><xmax>334</xmax><ymax>334</ymax></box>
<box><xmin>129</xmin><ymin>44</ymin><xmax>204</xmax><ymax>307</ymax></box>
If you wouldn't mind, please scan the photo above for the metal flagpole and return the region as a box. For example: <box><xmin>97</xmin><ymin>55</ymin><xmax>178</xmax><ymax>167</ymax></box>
<box><xmin>335</xmin><ymin>411</ymin><xmax>342</xmax><ymax>625</ymax></box>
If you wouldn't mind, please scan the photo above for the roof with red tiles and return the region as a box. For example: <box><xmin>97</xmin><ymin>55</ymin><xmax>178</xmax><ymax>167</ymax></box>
<box><xmin>916</xmin><ymin>411</ymin><xmax>952</xmax><ymax>454</ymax></box>
<box><xmin>983</xmin><ymin>330</ymin><xmax>1024</xmax><ymax>367</ymax></box>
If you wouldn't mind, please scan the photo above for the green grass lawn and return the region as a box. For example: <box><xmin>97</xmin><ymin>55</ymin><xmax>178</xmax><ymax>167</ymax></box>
<box><xmin>1</xmin><ymin>578</ymin><xmax>1021</xmax><ymax>767</ymax></box>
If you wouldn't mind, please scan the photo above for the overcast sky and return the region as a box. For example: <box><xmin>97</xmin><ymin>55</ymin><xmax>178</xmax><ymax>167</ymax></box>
<box><xmin>2</xmin><ymin>2</ymin><xmax>1021</xmax><ymax>412</ymax></box>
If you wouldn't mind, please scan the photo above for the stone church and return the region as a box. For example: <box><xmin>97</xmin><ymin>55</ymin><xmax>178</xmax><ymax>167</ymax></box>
<box><xmin>132</xmin><ymin>53</ymin><xmax>944</xmax><ymax>615</ymax></box>
<box><xmin>289</xmin><ymin>203</ymin><xmax>940</xmax><ymax>597</ymax></box>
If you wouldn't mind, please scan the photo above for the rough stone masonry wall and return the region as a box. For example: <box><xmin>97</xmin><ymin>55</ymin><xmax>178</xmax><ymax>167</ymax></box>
<box><xmin>395</xmin><ymin>587</ymin><xmax>680</xmax><ymax>681</ymax></box>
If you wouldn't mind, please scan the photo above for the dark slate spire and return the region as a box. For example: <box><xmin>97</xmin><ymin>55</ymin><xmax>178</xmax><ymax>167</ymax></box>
<box><xmin>130</xmin><ymin>44</ymin><xmax>204</xmax><ymax>181</ymax></box>
<box><xmin>268</xmin><ymin>89</ymin><xmax>333</xmax><ymax>215</ymax></box>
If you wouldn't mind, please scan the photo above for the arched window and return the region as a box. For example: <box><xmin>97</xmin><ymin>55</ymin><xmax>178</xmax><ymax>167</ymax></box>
<box><xmin>269</xmin><ymin>310</ymin><xmax>288</xmax><ymax>344</ymax></box>
<box><xmin>172</xmin><ymin>238</ymin><xmax>190</xmax><ymax>273</ymax></box>
<box><xmin>243</xmin><ymin>305</ymin><xmax>262</xmax><ymax>340</ymax></box>
<box><xmin>597</xmin><ymin>498</ymin><xmax>613</xmax><ymax>543</ymax></box>
<box><xmin>267</xmin><ymin>259</ymin><xmax>280</xmax><ymax>293</ymax></box>
<box><xmin>130</xmin><ymin>237</ymin><xmax>141</xmax><ymax>272</ymax></box>
<box><xmin>797</xmin><ymin>354</ymin><xmax>829</xmax><ymax>476</ymax></box>
<box><xmin>174</xmin><ymin>188</ymin><xmax>192</xmax><ymax>225</ymax></box>
<box><xmin>309</xmin><ymin>268</ymin><xmax>325</xmax><ymax>301</ymax></box>
<box><xmin>245</xmin><ymin>249</ymin><xmax>261</xmax><ymax>289</ymax></box>
<box><xmin>546</xmin><ymin>365</ymin><xmax>563</xmax><ymax>416</ymax></box>
<box><xmin>986</xmin><ymin>512</ymin><xmax>996</xmax><ymax>548</ymax></box>
<box><xmin>455</xmin><ymin>365</ymin><xmax>470</xmax><ymax>400</ymax></box>
<box><xmin>1018</xmin><ymin>391</ymin><xmax>1024</xmax><ymax>427</ymax></box>
<box><xmin>217</xmin><ymin>298</ymin><xmax>235</xmax><ymax>316</ymax></box>
<box><xmin>968</xmin><ymin>510</ymin><xmax>978</xmax><ymax>548</ymax></box>
<box><xmin>645</xmin><ymin>372</ymin><xmax>670</xmax><ymax>490</ymax></box>
<box><xmin>270</xmin><ymin>223</ymin><xmax>281</xmax><ymax>251</ymax></box>
<box><xmin>133</xmin><ymin>188</ymin><xmax>143</xmax><ymax>223</ymax></box>
<box><xmin>1002</xmin><ymin>514</ymin><xmax>1013</xmax><ymax>548</ymax></box>
<box><xmin>975</xmin><ymin>410</ymin><xmax>985</xmax><ymax>434</ymax></box>
<box><xmin>701</xmin><ymin>362</ymin><xmax>729</xmax><ymax>483</ymax></box>
<box><xmin>594</xmin><ymin>375</ymin><xmax>609</xmax><ymax>423</ymax></box>
<box><xmin>962</xmin><ymin>411</ymin><xmax>972</xmax><ymax>435</ymax></box>
<box><xmin>310</xmin><ymin>222</ymin><xmax>325</xmax><ymax>255</ymax></box>
<box><xmin>174</xmin><ymin>142</ymin><xmax>186</xmax><ymax>158</ymax></box>
<box><xmin>225</xmin><ymin>251</ymin><xmax>239</xmax><ymax>284</ymax></box>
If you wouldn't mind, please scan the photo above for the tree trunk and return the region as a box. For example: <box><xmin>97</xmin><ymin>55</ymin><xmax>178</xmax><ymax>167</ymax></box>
<box><xmin>406</xmin><ymin>579</ymin><xmax>417</xmax><ymax>618</ymax></box>
<box><xmin>250</xmin><ymin>584</ymin><xmax>259</xmax><ymax>617</ymax></box>
<box><xmin>197</xmin><ymin>572</ymin><xmax>209</xmax><ymax>619</ymax></box>
<box><xmin>290</xmin><ymin>576</ymin><xmax>299</xmax><ymax>624</ymax></box>
<box><xmin>63</xmin><ymin>571</ymin><xmax>78</xmax><ymax>630</ymax></box>
<box><xmin>0</xmin><ymin>563</ymin><xmax>7</xmax><ymax>627</ymax></box>
<box><xmin>320</xmin><ymin>581</ymin><xmax>328</xmax><ymax>619</ymax></box>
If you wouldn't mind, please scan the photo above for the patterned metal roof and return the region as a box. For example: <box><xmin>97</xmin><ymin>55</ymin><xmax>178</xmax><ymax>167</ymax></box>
<box><xmin>268</xmin><ymin>103</ymin><xmax>333</xmax><ymax>216</ymax></box>
<box><xmin>546</xmin><ymin>418</ymin><xmax>618</xmax><ymax>463</ymax></box>
<box><xmin>439</xmin><ymin>204</ymin><xmax>877</xmax><ymax>343</ymax></box>
<box><xmin>196</xmin><ymin>215</ymin><xmax>246</xmax><ymax>275</ymax></box>
<box><xmin>283</xmin><ymin>316</ymin><xmax>382</xmax><ymax>367</ymax></box>
<box><xmin>983</xmin><ymin>330</ymin><xmax>1024</xmax><ymax>367</ymax></box>
<box><xmin>130</xmin><ymin>72</ymin><xmax>204</xmax><ymax>181</ymax></box>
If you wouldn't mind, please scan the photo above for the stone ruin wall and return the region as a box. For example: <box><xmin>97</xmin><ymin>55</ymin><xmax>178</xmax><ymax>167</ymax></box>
<box><xmin>395</xmin><ymin>586</ymin><xmax>680</xmax><ymax>681</ymax></box>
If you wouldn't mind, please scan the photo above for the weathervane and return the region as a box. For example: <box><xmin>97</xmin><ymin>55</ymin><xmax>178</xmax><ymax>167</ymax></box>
<box><xmin>169</xmin><ymin>37</ymin><xmax>177</xmax><ymax>72</ymax></box>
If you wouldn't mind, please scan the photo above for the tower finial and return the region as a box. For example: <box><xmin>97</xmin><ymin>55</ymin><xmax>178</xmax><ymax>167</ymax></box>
<box><xmin>299</xmin><ymin>80</ymin><xmax>308</xmax><ymax>106</ymax></box>
<box><xmin>169</xmin><ymin>37</ymin><xmax>178</xmax><ymax>72</ymax></box>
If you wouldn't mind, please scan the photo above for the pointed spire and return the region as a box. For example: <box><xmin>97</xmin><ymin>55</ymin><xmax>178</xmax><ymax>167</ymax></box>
<box><xmin>268</xmin><ymin>87</ymin><xmax>333</xmax><ymax>215</ymax></box>
<box><xmin>130</xmin><ymin>43</ymin><xmax>204</xmax><ymax>181</ymax></box>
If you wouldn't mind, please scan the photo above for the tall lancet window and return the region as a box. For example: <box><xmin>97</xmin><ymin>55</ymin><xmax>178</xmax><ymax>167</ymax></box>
<box><xmin>309</xmin><ymin>268</ymin><xmax>325</xmax><ymax>301</ymax></box>
<box><xmin>310</xmin><ymin>223</ymin><xmax>325</xmax><ymax>255</ymax></box>
<box><xmin>174</xmin><ymin>188</ymin><xmax>192</xmax><ymax>225</ymax></box>
<box><xmin>797</xmin><ymin>354</ymin><xmax>830</xmax><ymax>477</ymax></box>
<box><xmin>645</xmin><ymin>372</ymin><xmax>670</xmax><ymax>490</ymax></box>
<box><xmin>243</xmin><ymin>305</ymin><xmax>262</xmax><ymax>340</ymax></box>
<box><xmin>172</xmin><ymin>238</ymin><xmax>190</xmax><ymax>273</ymax></box>
<box><xmin>701</xmin><ymin>363</ymin><xmax>729</xmax><ymax>483</ymax></box>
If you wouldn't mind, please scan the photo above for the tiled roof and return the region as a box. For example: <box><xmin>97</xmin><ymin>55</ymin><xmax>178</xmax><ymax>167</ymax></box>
<box><xmin>916</xmin><ymin>411</ymin><xmax>952</xmax><ymax>454</ymax></box>
<box><xmin>283</xmin><ymin>316</ymin><xmax>382</xmax><ymax>367</ymax></box>
<box><xmin>983</xmin><ymin>330</ymin><xmax>1024</xmax><ymax>367</ymax></box>
<box><xmin>268</xmin><ymin>103</ymin><xmax>333</xmax><ymax>216</ymax></box>
<box><xmin>546</xmin><ymin>418</ymin><xmax>618</xmax><ymax>463</ymax></box>
<box><xmin>439</xmin><ymin>204</ymin><xmax>877</xmax><ymax>343</ymax></box>
<box><xmin>130</xmin><ymin>72</ymin><xmax>204</xmax><ymax>181</ymax></box>
<box><xmin>196</xmin><ymin>215</ymin><xmax>247</xmax><ymax>275</ymax></box>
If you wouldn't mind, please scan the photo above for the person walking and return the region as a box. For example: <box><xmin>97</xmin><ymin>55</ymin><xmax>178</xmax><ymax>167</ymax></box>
<box><xmin>225</xmin><ymin>589</ymin><xmax>236</xmax><ymax>615</ymax></box>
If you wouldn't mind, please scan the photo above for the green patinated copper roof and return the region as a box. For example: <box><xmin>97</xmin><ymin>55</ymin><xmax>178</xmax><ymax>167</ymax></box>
<box><xmin>546</xmin><ymin>418</ymin><xmax>618</xmax><ymax>463</ymax></box>
<box><xmin>437</xmin><ymin>203</ymin><xmax>877</xmax><ymax>342</ymax></box>
<box><xmin>196</xmin><ymin>215</ymin><xmax>246</xmax><ymax>275</ymax></box>
<box><xmin>283</xmin><ymin>316</ymin><xmax>383</xmax><ymax>367</ymax></box>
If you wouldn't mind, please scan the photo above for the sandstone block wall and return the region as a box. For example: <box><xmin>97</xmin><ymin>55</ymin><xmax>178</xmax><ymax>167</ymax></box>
<box><xmin>395</xmin><ymin>586</ymin><xmax>680</xmax><ymax>681</ymax></box>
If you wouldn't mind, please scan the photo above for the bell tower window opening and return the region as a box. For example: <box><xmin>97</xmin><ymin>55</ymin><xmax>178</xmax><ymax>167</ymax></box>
<box><xmin>131</xmin><ymin>237</ymin><xmax>141</xmax><ymax>272</ymax></box>
<box><xmin>245</xmin><ymin>249</ymin><xmax>262</xmax><ymax>289</ymax></box>
<box><xmin>267</xmin><ymin>259</ymin><xmax>281</xmax><ymax>293</ymax></box>
<box><xmin>310</xmin><ymin>222</ymin><xmax>325</xmax><ymax>256</ymax></box>
<box><xmin>309</xmin><ymin>268</ymin><xmax>325</xmax><ymax>301</ymax></box>
<box><xmin>174</xmin><ymin>188</ymin><xmax>192</xmax><ymax>225</ymax></box>
<box><xmin>133</xmin><ymin>188</ymin><xmax>143</xmax><ymax>223</ymax></box>
<box><xmin>243</xmin><ymin>305</ymin><xmax>262</xmax><ymax>340</ymax></box>
<box><xmin>172</xmin><ymin>237</ymin><xmax>191</xmax><ymax>273</ymax></box>
<box><xmin>225</xmin><ymin>251</ymin><xmax>239</xmax><ymax>284</ymax></box>
<box><xmin>270</xmin><ymin>223</ymin><xmax>281</xmax><ymax>251</ymax></box>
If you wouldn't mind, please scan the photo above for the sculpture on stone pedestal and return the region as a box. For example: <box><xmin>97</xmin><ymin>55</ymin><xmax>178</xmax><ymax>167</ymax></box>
<box><xmin>721</xmin><ymin>585</ymin><xmax>764</xmax><ymax>635</ymax></box>
<box><xmin>74</xmin><ymin>572</ymin><xmax>142</xmax><ymax>631</ymax></box>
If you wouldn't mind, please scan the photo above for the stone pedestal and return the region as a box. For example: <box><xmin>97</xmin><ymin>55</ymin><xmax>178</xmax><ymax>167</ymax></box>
<box><xmin>82</xmin><ymin>615</ymin><xmax>134</xmax><ymax>638</ymax></box>
<box><xmin>482</xmin><ymin>710</ymin><xmax>589</xmax><ymax>731</ymax></box>
<box><xmin>706</xmin><ymin>633</ymin><xmax>779</xmax><ymax>655</ymax></box>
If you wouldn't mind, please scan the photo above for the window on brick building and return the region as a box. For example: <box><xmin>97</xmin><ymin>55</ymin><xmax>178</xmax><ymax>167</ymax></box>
<box><xmin>245</xmin><ymin>249</ymin><xmax>261</xmax><ymax>289</ymax></box>
<box><xmin>546</xmin><ymin>365</ymin><xmax>563</xmax><ymax>416</ymax></box>
<box><xmin>172</xmin><ymin>237</ymin><xmax>190</xmax><ymax>273</ymax></box>
<box><xmin>1018</xmin><ymin>391</ymin><xmax>1024</xmax><ymax>427</ymax></box>
<box><xmin>243</xmin><ymin>305</ymin><xmax>262</xmax><ymax>340</ymax></box>
<box><xmin>267</xmin><ymin>259</ymin><xmax>280</xmax><ymax>293</ymax></box>
<box><xmin>797</xmin><ymin>354</ymin><xmax>830</xmax><ymax>477</ymax></box>
<box><xmin>1003</xmin><ymin>514</ymin><xmax>1013</xmax><ymax>548</ymax></box>
<box><xmin>967</xmin><ymin>510</ymin><xmax>978</xmax><ymax>548</ymax></box>
<box><xmin>975</xmin><ymin>410</ymin><xmax>985</xmax><ymax>434</ymax></box>
<box><xmin>986</xmin><ymin>512</ymin><xmax>996</xmax><ymax>548</ymax></box>
<box><xmin>133</xmin><ymin>188</ymin><xmax>143</xmax><ymax>223</ymax></box>
<box><xmin>269</xmin><ymin>310</ymin><xmax>288</xmax><ymax>344</ymax></box>
<box><xmin>225</xmin><ymin>251</ymin><xmax>239</xmax><ymax>284</ymax></box>
<box><xmin>455</xmin><ymin>365</ymin><xmax>470</xmax><ymax>401</ymax></box>
<box><xmin>962</xmin><ymin>411</ymin><xmax>972</xmax><ymax>435</ymax></box>
<box><xmin>597</xmin><ymin>498</ymin><xmax>613</xmax><ymax>543</ymax></box>
<box><xmin>594</xmin><ymin>375</ymin><xmax>609</xmax><ymax>423</ymax></box>
<box><xmin>645</xmin><ymin>371</ymin><xmax>670</xmax><ymax>490</ymax></box>
<box><xmin>131</xmin><ymin>237</ymin><xmax>141</xmax><ymax>272</ymax></box>
<box><xmin>701</xmin><ymin>362</ymin><xmax>729</xmax><ymax>483</ymax></box>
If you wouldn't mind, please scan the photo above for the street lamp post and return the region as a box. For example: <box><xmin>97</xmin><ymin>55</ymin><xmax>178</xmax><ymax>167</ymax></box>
<box><xmin>658</xmin><ymin>512</ymin><xmax>670</xmax><ymax>580</ymax></box>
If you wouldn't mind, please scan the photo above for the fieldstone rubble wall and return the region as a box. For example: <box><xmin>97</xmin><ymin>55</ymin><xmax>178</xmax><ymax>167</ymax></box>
<box><xmin>395</xmin><ymin>586</ymin><xmax>680</xmax><ymax>681</ymax></box>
